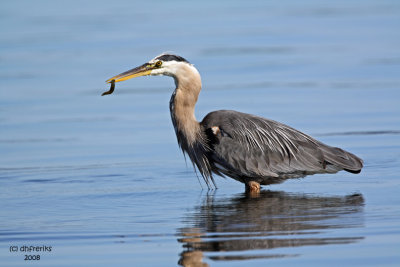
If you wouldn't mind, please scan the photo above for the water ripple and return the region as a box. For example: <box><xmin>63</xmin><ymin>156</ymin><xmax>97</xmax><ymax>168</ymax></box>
<box><xmin>317</xmin><ymin>130</ymin><xmax>400</xmax><ymax>137</ymax></box>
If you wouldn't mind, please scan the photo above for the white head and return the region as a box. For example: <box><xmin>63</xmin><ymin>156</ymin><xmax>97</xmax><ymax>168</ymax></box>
<box><xmin>106</xmin><ymin>53</ymin><xmax>198</xmax><ymax>83</ymax></box>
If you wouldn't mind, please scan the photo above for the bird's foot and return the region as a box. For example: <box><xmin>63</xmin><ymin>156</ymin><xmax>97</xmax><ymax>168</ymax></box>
<box><xmin>245</xmin><ymin>181</ymin><xmax>261</xmax><ymax>197</ymax></box>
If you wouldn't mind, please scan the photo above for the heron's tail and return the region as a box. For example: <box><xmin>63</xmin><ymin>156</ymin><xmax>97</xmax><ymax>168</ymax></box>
<box><xmin>321</xmin><ymin>146</ymin><xmax>363</xmax><ymax>174</ymax></box>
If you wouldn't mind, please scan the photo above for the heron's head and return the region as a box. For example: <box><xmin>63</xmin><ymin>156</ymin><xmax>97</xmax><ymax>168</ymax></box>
<box><xmin>106</xmin><ymin>53</ymin><xmax>193</xmax><ymax>83</ymax></box>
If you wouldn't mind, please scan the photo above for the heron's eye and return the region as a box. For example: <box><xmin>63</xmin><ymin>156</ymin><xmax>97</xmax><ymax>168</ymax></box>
<box><xmin>155</xmin><ymin>61</ymin><xmax>162</xmax><ymax>68</ymax></box>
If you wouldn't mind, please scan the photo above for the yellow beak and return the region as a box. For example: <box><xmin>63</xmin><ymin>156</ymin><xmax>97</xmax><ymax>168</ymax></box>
<box><xmin>106</xmin><ymin>63</ymin><xmax>153</xmax><ymax>83</ymax></box>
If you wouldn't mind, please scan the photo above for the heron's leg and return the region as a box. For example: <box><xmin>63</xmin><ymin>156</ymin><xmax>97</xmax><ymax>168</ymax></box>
<box><xmin>245</xmin><ymin>181</ymin><xmax>260</xmax><ymax>194</ymax></box>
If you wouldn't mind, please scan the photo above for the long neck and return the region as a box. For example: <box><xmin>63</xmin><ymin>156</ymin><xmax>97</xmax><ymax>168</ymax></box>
<box><xmin>168</xmin><ymin>64</ymin><xmax>213</xmax><ymax>186</ymax></box>
<box><xmin>169</xmin><ymin>64</ymin><xmax>202</xmax><ymax>147</ymax></box>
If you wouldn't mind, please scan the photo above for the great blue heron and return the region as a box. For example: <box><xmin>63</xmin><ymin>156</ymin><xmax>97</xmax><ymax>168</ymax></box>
<box><xmin>103</xmin><ymin>53</ymin><xmax>363</xmax><ymax>193</ymax></box>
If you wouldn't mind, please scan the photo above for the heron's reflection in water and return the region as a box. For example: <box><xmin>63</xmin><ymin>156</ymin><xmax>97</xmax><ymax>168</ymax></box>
<box><xmin>177</xmin><ymin>190</ymin><xmax>364</xmax><ymax>266</ymax></box>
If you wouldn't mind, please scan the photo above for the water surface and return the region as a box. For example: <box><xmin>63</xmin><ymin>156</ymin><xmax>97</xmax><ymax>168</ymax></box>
<box><xmin>1</xmin><ymin>0</ymin><xmax>400</xmax><ymax>266</ymax></box>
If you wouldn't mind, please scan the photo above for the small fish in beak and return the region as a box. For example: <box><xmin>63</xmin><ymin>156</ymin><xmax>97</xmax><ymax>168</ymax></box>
<box><xmin>101</xmin><ymin>79</ymin><xmax>115</xmax><ymax>96</ymax></box>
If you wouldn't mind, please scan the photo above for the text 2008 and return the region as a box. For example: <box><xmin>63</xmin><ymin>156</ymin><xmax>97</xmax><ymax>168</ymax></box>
<box><xmin>24</xmin><ymin>255</ymin><xmax>40</xmax><ymax>260</ymax></box>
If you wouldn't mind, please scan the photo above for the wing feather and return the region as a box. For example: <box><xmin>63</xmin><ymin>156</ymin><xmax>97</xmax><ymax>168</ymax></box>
<box><xmin>201</xmin><ymin>110</ymin><xmax>363</xmax><ymax>184</ymax></box>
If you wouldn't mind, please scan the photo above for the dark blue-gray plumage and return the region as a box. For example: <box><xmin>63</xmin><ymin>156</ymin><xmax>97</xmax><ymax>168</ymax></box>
<box><xmin>104</xmin><ymin>53</ymin><xmax>363</xmax><ymax>192</ymax></box>
<box><xmin>201</xmin><ymin>110</ymin><xmax>362</xmax><ymax>186</ymax></box>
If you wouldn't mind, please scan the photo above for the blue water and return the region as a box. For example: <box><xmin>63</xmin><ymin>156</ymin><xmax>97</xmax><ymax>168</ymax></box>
<box><xmin>1</xmin><ymin>0</ymin><xmax>400</xmax><ymax>266</ymax></box>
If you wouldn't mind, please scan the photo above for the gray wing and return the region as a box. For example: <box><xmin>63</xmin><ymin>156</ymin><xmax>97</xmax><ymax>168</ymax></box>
<box><xmin>201</xmin><ymin>110</ymin><xmax>363</xmax><ymax>185</ymax></box>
